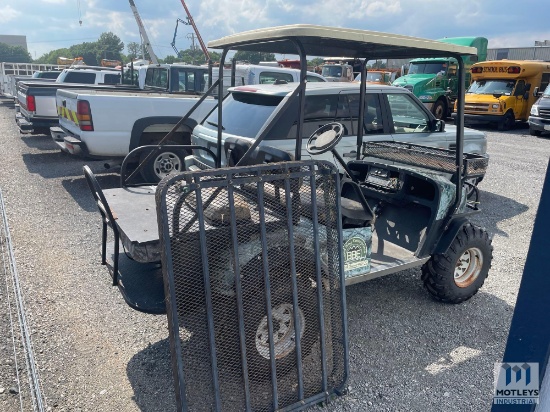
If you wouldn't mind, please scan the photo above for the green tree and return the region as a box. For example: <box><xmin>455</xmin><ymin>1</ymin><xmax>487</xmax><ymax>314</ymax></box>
<box><xmin>69</xmin><ymin>42</ymin><xmax>98</xmax><ymax>66</ymax></box>
<box><xmin>178</xmin><ymin>48</ymin><xmax>207</xmax><ymax>65</ymax></box>
<box><xmin>96</xmin><ymin>32</ymin><xmax>124</xmax><ymax>63</ymax></box>
<box><xmin>162</xmin><ymin>55</ymin><xmax>180</xmax><ymax>64</ymax></box>
<box><xmin>35</xmin><ymin>48</ymin><xmax>72</xmax><ymax>64</ymax></box>
<box><xmin>0</xmin><ymin>43</ymin><xmax>32</xmax><ymax>63</ymax></box>
<box><xmin>309</xmin><ymin>58</ymin><xmax>324</xmax><ymax>67</ymax></box>
<box><xmin>126</xmin><ymin>41</ymin><xmax>141</xmax><ymax>59</ymax></box>
<box><xmin>233</xmin><ymin>51</ymin><xmax>275</xmax><ymax>65</ymax></box>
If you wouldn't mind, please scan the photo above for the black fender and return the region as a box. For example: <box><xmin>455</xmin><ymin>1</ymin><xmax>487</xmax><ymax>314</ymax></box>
<box><xmin>433</xmin><ymin>216</ymin><xmax>470</xmax><ymax>255</ymax></box>
<box><xmin>129</xmin><ymin>116</ymin><xmax>198</xmax><ymax>151</ymax></box>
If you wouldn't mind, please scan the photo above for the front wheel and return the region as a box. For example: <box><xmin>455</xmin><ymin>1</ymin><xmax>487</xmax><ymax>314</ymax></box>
<box><xmin>529</xmin><ymin>128</ymin><xmax>542</xmax><ymax>137</ymax></box>
<box><xmin>432</xmin><ymin>99</ymin><xmax>447</xmax><ymax>120</ymax></box>
<box><xmin>422</xmin><ymin>223</ymin><xmax>493</xmax><ymax>303</ymax></box>
<box><xmin>498</xmin><ymin>112</ymin><xmax>515</xmax><ymax>131</ymax></box>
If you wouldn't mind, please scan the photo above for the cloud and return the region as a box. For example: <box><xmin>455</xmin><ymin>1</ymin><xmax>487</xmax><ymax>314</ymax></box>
<box><xmin>40</xmin><ymin>0</ymin><xmax>68</xmax><ymax>3</ymax></box>
<box><xmin>0</xmin><ymin>6</ymin><xmax>21</xmax><ymax>23</ymax></box>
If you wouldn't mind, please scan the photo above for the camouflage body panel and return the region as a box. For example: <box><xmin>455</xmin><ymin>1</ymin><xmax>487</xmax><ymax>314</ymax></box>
<box><xmin>215</xmin><ymin>218</ymin><xmax>373</xmax><ymax>295</ymax></box>
<box><xmin>397</xmin><ymin>166</ymin><xmax>467</xmax><ymax>219</ymax></box>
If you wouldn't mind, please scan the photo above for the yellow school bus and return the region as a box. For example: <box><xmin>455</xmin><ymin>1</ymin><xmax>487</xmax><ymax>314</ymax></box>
<box><xmin>452</xmin><ymin>60</ymin><xmax>550</xmax><ymax>130</ymax></box>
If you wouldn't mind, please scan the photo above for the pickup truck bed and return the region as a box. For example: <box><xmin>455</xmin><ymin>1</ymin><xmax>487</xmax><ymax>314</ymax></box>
<box><xmin>16</xmin><ymin>81</ymin><xmax>139</xmax><ymax>134</ymax></box>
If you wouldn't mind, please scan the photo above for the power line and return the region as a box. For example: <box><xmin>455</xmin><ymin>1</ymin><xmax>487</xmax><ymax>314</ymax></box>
<box><xmin>27</xmin><ymin>37</ymin><xmax>98</xmax><ymax>44</ymax></box>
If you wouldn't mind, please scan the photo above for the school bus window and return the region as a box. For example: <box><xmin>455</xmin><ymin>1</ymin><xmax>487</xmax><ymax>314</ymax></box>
<box><xmin>467</xmin><ymin>80</ymin><xmax>515</xmax><ymax>95</ymax></box>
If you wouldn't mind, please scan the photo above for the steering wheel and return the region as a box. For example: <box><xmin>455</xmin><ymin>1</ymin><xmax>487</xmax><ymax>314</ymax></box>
<box><xmin>306</xmin><ymin>122</ymin><xmax>344</xmax><ymax>155</ymax></box>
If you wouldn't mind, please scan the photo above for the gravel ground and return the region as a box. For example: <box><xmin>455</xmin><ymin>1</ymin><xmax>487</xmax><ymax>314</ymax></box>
<box><xmin>0</xmin><ymin>99</ymin><xmax>548</xmax><ymax>411</ymax></box>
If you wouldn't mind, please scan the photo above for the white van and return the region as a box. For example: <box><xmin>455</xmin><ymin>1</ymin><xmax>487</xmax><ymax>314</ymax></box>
<box><xmin>205</xmin><ymin>64</ymin><xmax>326</xmax><ymax>94</ymax></box>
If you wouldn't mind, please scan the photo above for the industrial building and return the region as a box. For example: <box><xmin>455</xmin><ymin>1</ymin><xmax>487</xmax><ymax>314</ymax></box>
<box><xmin>0</xmin><ymin>35</ymin><xmax>28</xmax><ymax>50</ymax></box>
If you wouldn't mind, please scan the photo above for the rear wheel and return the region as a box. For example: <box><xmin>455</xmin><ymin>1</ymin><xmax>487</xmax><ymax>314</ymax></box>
<box><xmin>231</xmin><ymin>248</ymin><xmax>320</xmax><ymax>380</ymax></box>
<box><xmin>138</xmin><ymin>144</ymin><xmax>188</xmax><ymax>183</ymax></box>
<box><xmin>498</xmin><ymin>112</ymin><xmax>514</xmax><ymax>131</ymax></box>
<box><xmin>422</xmin><ymin>223</ymin><xmax>492</xmax><ymax>303</ymax></box>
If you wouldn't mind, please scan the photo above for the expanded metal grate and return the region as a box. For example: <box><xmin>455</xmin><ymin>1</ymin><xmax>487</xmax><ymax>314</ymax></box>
<box><xmin>363</xmin><ymin>141</ymin><xmax>489</xmax><ymax>177</ymax></box>
<box><xmin>156</xmin><ymin>160</ymin><xmax>348</xmax><ymax>411</ymax></box>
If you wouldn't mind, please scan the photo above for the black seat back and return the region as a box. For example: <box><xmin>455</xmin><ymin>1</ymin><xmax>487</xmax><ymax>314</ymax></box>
<box><xmin>83</xmin><ymin>165</ymin><xmax>120</xmax><ymax>285</ymax></box>
<box><xmin>83</xmin><ymin>165</ymin><xmax>117</xmax><ymax>228</ymax></box>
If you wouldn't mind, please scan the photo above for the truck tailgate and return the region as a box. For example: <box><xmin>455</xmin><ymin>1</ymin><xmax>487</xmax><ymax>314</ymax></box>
<box><xmin>56</xmin><ymin>90</ymin><xmax>79</xmax><ymax>133</ymax></box>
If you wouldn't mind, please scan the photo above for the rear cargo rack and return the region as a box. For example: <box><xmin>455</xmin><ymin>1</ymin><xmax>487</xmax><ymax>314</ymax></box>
<box><xmin>362</xmin><ymin>141</ymin><xmax>488</xmax><ymax>177</ymax></box>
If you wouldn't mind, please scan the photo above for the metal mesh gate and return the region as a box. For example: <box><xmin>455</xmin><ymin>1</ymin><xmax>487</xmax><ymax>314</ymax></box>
<box><xmin>156</xmin><ymin>160</ymin><xmax>348</xmax><ymax>411</ymax></box>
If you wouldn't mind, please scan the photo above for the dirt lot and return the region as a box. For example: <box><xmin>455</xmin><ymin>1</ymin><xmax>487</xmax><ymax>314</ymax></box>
<box><xmin>0</xmin><ymin>99</ymin><xmax>549</xmax><ymax>411</ymax></box>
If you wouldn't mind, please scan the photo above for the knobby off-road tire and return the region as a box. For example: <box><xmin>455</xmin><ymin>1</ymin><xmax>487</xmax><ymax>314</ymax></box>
<box><xmin>422</xmin><ymin>223</ymin><xmax>493</xmax><ymax>304</ymax></box>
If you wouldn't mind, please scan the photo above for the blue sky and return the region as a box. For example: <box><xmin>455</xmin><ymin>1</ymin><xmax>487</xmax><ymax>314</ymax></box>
<box><xmin>1</xmin><ymin>0</ymin><xmax>549</xmax><ymax>60</ymax></box>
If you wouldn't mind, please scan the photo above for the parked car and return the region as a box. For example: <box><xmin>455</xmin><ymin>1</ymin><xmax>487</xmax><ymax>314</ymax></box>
<box><xmin>189</xmin><ymin>82</ymin><xmax>488</xmax><ymax>184</ymax></box>
<box><xmin>528</xmin><ymin>84</ymin><xmax>550</xmax><ymax>136</ymax></box>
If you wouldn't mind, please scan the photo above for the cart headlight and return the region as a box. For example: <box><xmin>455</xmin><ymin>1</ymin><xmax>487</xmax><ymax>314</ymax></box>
<box><xmin>492</xmin><ymin>104</ymin><xmax>499</xmax><ymax>109</ymax></box>
<box><xmin>530</xmin><ymin>105</ymin><xmax>539</xmax><ymax>116</ymax></box>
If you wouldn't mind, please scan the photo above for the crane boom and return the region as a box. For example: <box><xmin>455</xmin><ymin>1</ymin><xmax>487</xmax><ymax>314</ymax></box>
<box><xmin>178</xmin><ymin>0</ymin><xmax>210</xmax><ymax>62</ymax></box>
<box><xmin>128</xmin><ymin>0</ymin><xmax>159</xmax><ymax>65</ymax></box>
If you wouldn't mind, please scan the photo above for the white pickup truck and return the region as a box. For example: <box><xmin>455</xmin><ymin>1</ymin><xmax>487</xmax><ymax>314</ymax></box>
<box><xmin>53</xmin><ymin>63</ymin><xmax>325</xmax><ymax>181</ymax></box>
<box><xmin>16</xmin><ymin>66</ymin><xmax>129</xmax><ymax>134</ymax></box>
<box><xmin>53</xmin><ymin>64</ymin><xmax>217</xmax><ymax>181</ymax></box>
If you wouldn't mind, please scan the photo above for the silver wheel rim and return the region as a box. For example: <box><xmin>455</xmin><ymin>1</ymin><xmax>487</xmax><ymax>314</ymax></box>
<box><xmin>255</xmin><ymin>303</ymin><xmax>305</xmax><ymax>360</ymax></box>
<box><xmin>153</xmin><ymin>152</ymin><xmax>182</xmax><ymax>178</ymax></box>
<box><xmin>454</xmin><ymin>247</ymin><xmax>483</xmax><ymax>288</ymax></box>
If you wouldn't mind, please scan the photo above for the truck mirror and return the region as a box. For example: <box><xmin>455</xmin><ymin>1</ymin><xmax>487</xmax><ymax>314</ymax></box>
<box><xmin>533</xmin><ymin>86</ymin><xmax>540</xmax><ymax>97</ymax></box>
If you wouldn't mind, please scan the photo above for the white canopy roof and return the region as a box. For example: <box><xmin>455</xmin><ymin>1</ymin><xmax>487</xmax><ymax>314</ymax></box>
<box><xmin>208</xmin><ymin>25</ymin><xmax>477</xmax><ymax>59</ymax></box>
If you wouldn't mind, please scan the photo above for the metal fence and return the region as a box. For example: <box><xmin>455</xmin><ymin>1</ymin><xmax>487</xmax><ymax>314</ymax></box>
<box><xmin>0</xmin><ymin>189</ymin><xmax>45</xmax><ymax>412</ymax></box>
<box><xmin>156</xmin><ymin>160</ymin><xmax>349</xmax><ymax>411</ymax></box>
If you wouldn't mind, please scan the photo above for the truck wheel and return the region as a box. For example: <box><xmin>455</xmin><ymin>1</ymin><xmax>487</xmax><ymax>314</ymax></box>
<box><xmin>498</xmin><ymin>112</ymin><xmax>514</xmax><ymax>131</ymax></box>
<box><xmin>529</xmin><ymin>128</ymin><xmax>541</xmax><ymax>136</ymax></box>
<box><xmin>138</xmin><ymin>145</ymin><xmax>188</xmax><ymax>183</ymax></box>
<box><xmin>240</xmin><ymin>249</ymin><xmax>319</xmax><ymax>380</ymax></box>
<box><xmin>432</xmin><ymin>100</ymin><xmax>447</xmax><ymax>120</ymax></box>
<box><xmin>421</xmin><ymin>223</ymin><xmax>492</xmax><ymax>304</ymax></box>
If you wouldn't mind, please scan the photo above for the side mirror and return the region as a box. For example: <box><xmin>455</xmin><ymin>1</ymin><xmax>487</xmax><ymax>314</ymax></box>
<box><xmin>533</xmin><ymin>86</ymin><xmax>540</xmax><ymax>97</ymax></box>
<box><xmin>433</xmin><ymin>119</ymin><xmax>445</xmax><ymax>132</ymax></box>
